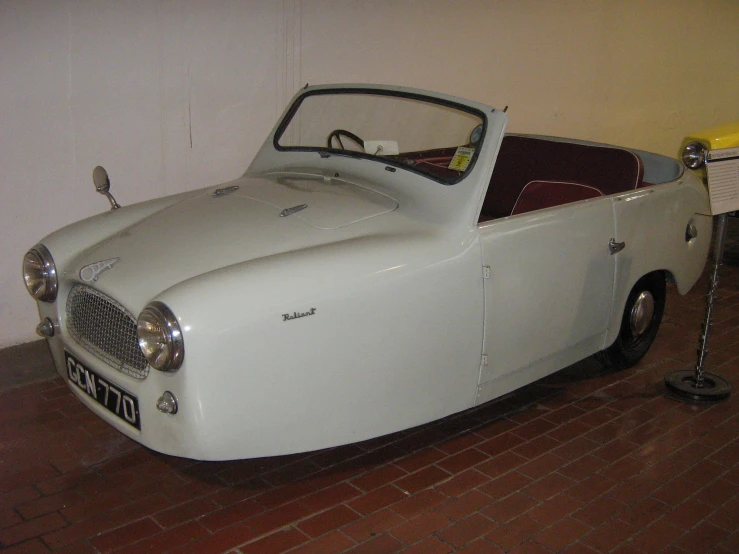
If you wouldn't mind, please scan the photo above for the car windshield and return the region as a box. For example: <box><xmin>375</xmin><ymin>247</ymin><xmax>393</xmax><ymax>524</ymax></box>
<box><xmin>275</xmin><ymin>90</ymin><xmax>485</xmax><ymax>184</ymax></box>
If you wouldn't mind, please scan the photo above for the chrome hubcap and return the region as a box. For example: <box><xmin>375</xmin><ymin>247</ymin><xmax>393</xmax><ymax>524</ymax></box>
<box><xmin>630</xmin><ymin>291</ymin><xmax>654</xmax><ymax>336</ymax></box>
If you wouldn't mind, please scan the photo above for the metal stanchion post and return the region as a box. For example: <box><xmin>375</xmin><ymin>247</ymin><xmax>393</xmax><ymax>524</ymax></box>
<box><xmin>664</xmin><ymin>214</ymin><xmax>732</xmax><ymax>402</ymax></box>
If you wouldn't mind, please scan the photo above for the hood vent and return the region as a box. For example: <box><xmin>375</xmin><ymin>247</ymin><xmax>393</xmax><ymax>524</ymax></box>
<box><xmin>279</xmin><ymin>204</ymin><xmax>308</xmax><ymax>217</ymax></box>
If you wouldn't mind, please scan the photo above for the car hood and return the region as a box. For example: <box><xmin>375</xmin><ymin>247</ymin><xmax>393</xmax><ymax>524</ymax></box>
<box><xmin>65</xmin><ymin>172</ymin><xmax>398</xmax><ymax>308</ymax></box>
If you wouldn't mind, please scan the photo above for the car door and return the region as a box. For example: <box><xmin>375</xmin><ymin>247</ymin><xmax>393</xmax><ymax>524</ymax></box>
<box><xmin>476</xmin><ymin>199</ymin><xmax>616</xmax><ymax>403</ymax></box>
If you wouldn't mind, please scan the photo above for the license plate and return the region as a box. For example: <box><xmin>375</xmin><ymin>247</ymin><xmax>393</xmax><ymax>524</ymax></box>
<box><xmin>65</xmin><ymin>352</ymin><xmax>141</xmax><ymax>430</ymax></box>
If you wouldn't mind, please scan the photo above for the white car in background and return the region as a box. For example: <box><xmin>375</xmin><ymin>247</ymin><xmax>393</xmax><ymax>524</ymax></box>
<box><xmin>23</xmin><ymin>84</ymin><xmax>711</xmax><ymax>460</ymax></box>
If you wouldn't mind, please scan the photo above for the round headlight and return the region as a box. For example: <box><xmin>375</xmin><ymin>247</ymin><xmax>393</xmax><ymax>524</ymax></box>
<box><xmin>137</xmin><ymin>302</ymin><xmax>184</xmax><ymax>372</ymax></box>
<box><xmin>682</xmin><ymin>141</ymin><xmax>707</xmax><ymax>169</ymax></box>
<box><xmin>22</xmin><ymin>244</ymin><xmax>58</xmax><ymax>302</ymax></box>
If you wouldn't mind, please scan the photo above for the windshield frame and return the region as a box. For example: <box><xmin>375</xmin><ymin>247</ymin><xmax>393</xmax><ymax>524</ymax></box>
<box><xmin>273</xmin><ymin>87</ymin><xmax>488</xmax><ymax>186</ymax></box>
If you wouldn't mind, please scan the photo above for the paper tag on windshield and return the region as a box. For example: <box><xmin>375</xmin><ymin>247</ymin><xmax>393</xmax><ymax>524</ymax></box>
<box><xmin>448</xmin><ymin>147</ymin><xmax>474</xmax><ymax>171</ymax></box>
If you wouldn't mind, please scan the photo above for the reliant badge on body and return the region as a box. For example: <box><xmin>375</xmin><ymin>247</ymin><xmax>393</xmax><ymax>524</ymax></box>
<box><xmin>282</xmin><ymin>308</ymin><xmax>316</xmax><ymax>322</ymax></box>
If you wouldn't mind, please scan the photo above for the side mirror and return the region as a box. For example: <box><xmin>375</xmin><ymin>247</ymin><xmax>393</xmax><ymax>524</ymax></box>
<box><xmin>92</xmin><ymin>166</ymin><xmax>120</xmax><ymax>210</ymax></box>
<box><xmin>93</xmin><ymin>165</ymin><xmax>110</xmax><ymax>193</ymax></box>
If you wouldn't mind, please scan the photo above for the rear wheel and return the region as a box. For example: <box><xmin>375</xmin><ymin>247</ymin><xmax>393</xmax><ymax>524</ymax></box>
<box><xmin>595</xmin><ymin>272</ymin><xmax>666</xmax><ymax>370</ymax></box>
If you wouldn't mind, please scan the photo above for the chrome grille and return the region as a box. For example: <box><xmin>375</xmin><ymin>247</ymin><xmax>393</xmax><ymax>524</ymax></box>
<box><xmin>66</xmin><ymin>284</ymin><xmax>149</xmax><ymax>379</ymax></box>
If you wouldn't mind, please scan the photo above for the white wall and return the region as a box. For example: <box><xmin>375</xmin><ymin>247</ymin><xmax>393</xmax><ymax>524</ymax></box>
<box><xmin>2</xmin><ymin>0</ymin><xmax>739</xmax><ymax>347</ymax></box>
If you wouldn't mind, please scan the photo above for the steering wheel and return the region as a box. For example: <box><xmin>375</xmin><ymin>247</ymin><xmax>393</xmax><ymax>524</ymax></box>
<box><xmin>327</xmin><ymin>129</ymin><xmax>364</xmax><ymax>150</ymax></box>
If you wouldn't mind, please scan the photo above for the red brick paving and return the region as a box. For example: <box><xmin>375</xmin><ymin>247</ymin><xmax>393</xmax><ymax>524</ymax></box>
<box><xmin>1</xmin><ymin>265</ymin><xmax>739</xmax><ymax>553</ymax></box>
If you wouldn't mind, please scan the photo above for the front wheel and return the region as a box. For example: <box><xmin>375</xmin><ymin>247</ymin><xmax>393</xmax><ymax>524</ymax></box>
<box><xmin>595</xmin><ymin>272</ymin><xmax>666</xmax><ymax>370</ymax></box>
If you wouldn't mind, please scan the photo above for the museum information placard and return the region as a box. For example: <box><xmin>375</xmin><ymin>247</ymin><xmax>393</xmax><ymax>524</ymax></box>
<box><xmin>706</xmin><ymin>147</ymin><xmax>739</xmax><ymax>215</ymax></box>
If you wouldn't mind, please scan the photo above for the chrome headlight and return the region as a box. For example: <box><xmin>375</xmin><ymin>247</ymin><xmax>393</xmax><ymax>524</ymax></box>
<box><xmin>682</xmin><ymin>141</ymin><xmax>707</xmax><ymax>169</ymax></box>
<box><xmin>22</xmin><ymin>244</ymin><xmax>58</xmax><ymax>302</ymax></box>
<box><xmin>137</xmin><ymin>302</ymin><xmax>184</xmax><ymax>372</ymax></box>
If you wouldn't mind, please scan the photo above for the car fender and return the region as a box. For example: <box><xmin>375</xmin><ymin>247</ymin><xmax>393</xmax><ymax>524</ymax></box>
<box><xmin>146</xmin><ymin>232</ymin><xmax>485</xmax><ymax>459</ymax></box>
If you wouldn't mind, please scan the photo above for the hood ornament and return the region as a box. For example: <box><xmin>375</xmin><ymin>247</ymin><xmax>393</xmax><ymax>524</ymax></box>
<box><xmin>80</xmin><ymin>258</ymin><xmax>120</xmax><ymax>283</ymax></box>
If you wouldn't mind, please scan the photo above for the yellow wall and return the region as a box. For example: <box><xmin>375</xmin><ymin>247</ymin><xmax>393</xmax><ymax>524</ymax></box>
<box><xmin>298</xmin><ymin>0</ymin><xmax>739</xmax><ymax>157</ymax></box>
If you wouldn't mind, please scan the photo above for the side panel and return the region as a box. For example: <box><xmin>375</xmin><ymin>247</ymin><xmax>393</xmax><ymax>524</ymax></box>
<box><xmin>477</xmin><ymin>199</ymin><xmax>615</xmax><ymax>403</ymax></box>
<box><xmin>604</xmin><ymin>177</ymin><xmax>712</xmax><ymax>349</ymax></box>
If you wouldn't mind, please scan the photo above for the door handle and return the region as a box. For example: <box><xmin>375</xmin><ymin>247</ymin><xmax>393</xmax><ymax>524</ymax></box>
<box><xmin>609</xmin><ymin>238</ymin><xmax>625</xmax><ymax>255</ymax></box>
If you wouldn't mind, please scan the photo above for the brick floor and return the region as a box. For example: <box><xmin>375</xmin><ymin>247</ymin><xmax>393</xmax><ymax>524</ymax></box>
<box><xmin>1</xmin><ymin>228</ymin><xmax>739</xmax><ymax>552</ymax></box>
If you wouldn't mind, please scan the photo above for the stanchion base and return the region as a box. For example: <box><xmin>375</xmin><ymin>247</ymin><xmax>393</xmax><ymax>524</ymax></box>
<box><xmin>664</xmin><ymin>370</ymin><xmax>731</xmax><ymax>402</ymax></box>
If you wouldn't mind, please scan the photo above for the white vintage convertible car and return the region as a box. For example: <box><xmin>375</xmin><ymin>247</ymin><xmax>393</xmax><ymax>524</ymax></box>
<box><xmin>23</xmin><ymin>85</ymin><xmax>712</xmax><ymax>460</ymax></box>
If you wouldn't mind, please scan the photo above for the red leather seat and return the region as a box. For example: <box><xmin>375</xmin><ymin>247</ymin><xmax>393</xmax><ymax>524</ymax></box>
<box><xmin>511</xmin><ymin>180</ymin><xmax>603</xmax><ymax>216</ymax></box>
<box><xmin>480</xmin><ymin>136</ymin><xmax>644</xmax><ymax>221</ymax></box>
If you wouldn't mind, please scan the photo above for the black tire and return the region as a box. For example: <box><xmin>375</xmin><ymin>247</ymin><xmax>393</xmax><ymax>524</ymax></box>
<box><xmin>595</xmin><ymin>272</ymin><xmax>666</xmax><ymax>370</ymax></box>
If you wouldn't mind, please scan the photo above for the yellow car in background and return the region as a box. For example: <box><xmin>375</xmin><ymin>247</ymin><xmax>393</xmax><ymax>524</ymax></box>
<box><xmin>681</xmin><ymin>121</ymin><xmax>739</xmax><ymax>179</ymax></box>
<box><xmin>681</xmin><ymin>121</ymin><xmax>739</xmax><ymax>219</ymax></box>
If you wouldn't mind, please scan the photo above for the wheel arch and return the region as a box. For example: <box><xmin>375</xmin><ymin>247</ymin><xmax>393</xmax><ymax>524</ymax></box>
<box><xmin>597</xmin><ymin>269</ymin><xmax>667</xmax><ymax>369</ymax></box>
<box><xmin>603</xmin><ymin>268</ymin><xmax>669</xmax><ymax>351</ymax></box>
